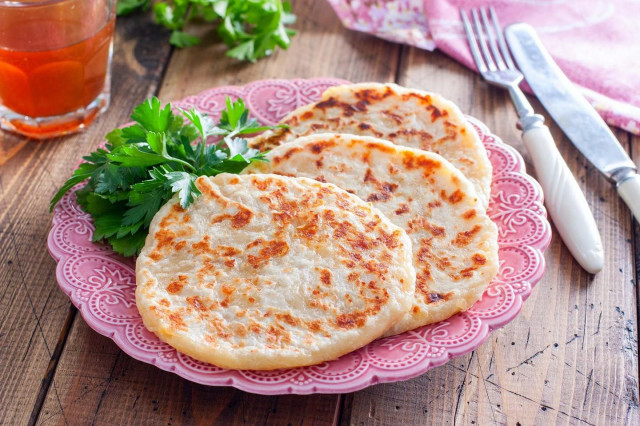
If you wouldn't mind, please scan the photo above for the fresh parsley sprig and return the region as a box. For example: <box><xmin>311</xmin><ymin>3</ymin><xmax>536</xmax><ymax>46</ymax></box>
<box><xmin>117</xmin><ymin>0</ymin><xmax>296</xmax><ymax>62</ymax></box>
<box><xmin>50</xmin><ymin>96</ymin><xmax>273</xmax><ymax>257</ymax></box>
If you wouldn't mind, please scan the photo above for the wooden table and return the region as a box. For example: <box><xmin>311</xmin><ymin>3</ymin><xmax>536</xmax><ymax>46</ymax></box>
<box><xmin>1</xmin><ymin>3</ymin><xmax>639</xmax><ymax>424</ymax></box>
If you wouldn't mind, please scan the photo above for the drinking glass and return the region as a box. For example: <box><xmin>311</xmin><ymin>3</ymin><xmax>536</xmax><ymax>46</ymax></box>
<box><xmin>0</xmin><ymin>0</ymin><xmax>115</xmax><ymax>139</ymax></box>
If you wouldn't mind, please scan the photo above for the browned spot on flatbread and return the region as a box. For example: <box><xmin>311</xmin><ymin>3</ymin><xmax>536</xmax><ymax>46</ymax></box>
<box><xmin>252</xmin><ymin>177</ymin><xmax>270</xmax><ymax>191</ymax></box>
<box><xmin>219</xmin><ymin>246</ymin><xmax>241</xmax><ymax>256</ymax></box>
<box><xmin>452</xmin><ymin>225</ymin><xmax>482</xmax><ymax>247</ymax></box>
<box><xmin>441</xmin><ymin>189</ymin><xmax>464</xmax><ymax>204</ymax></box>
<box><xmin>382</xmin><ymin>110</ymin><xmax>403</xmax><ymax>124</ymax></box>
<box><xmin>363</xmin><ymin>168</ymin><xmax>398</xmax><ymax>202</ymax></box>
<box><xmin>315</xmin><ymin>96</ymin><xmax>369</xmax><ymax>117</ymax></box>
<box><xmin>247</xmin><ymin>240</ymin><xmax>290</xmax><ymax>268</ymax></box>
<box><xmin>376</xmin><ymin>229</ymin><xmax>401</xmax><ymax>249</ymax></box>
<box><xmin>427</xmin><ymin>292</ymin><xmax>452</xmax><ymax>303</ymax></box>
<box><xmin>191</xmin><ymin>235</ymin><xmax>212</xmax><ymax>255</ymax></box>
<box><xmin>195</xmin><ymin>176</ymin><xmax>224</xmax><ymax>200</ymax></box>
<box><xmin>427</xmin><ymin>104</ymin><xmax>448</xmax><ymax>122</ymax></box>
<box><xmin>169</xmin><ymin>312</ymin><xmax>187</xmax><ymax>330</ymax></box>
<box><xmin>211</xmin><ymin>207</ymin><xmax>253</xmax><ymax>228</ymax></box>
<box><xmin>463</xmin><ymin>209</ymin><xmax>477</xmax><ymax>219</ymax></box>
<box><xmin>307</xmin><ymin>320</ymin><xmax>324</xmax><ymax>333</ymax></box>
<box><xmin>319</xmin><ymin>269</ymin><xmax>332</xmax><ymax>286</ymax></box>
<box><xmin>316</xmin><ymin>97</ymin><xmax>338</xmax><ymax>109</ymax></box>
<box><xmin>246</xmin><ymin>238</ymin><xmax>264</xmax><ymax>249</ymax></box>
<box><xmin>231</xmin><ymin>208</ymin><xmax>252</xmax><ymax>228</ymax></box>
<box><xmin>335</xmin><ymin>312</ymin><xmax>366</xmax><ymax>329</ymax></box>
<box><xmin>235</xmin><ymin>323</ymin><xmax>248</xmax><ymax>338</ymax></box>
<box><xmin>367</xmin><ymin>192</ymin><xmax>391</xmax><ymax>202</ymax></box>
<box><xmin>154</xmin><ymin>229</ymin><xmax>177</xmax><ymax>250</ymax></box>
<box><xmin>402</xmin><ymin>153</ymin><xmax>442</xmax><ymax>174</ymax></box>
<box><xmin>395</xmin><ymin>204</ymin><xmax>409</xmax><ymax>215</ymax></box>
<box><xmin>308</xmin><ymin>140</ymin><xmax>336</xmax><ymax>153</ymax></box>
<box><xmin>407</xmin><ymin>217</ymin><xmax>446</xmax><ymax>237</ymax></box>
<box><xmin>401</xmin><ymin>92</ymin><xmax>432</xmax><ymax>106</ymax></box>
<box><xmin>273</xmin><ymin>146</ymin><xmax>303</xmax><ymax>164</ymax></box>
<box><xmin>276</xmin><ymin>312</ymin><xmax>299</xmax><ymax>326</ymax></box>
<box><xmin>367</xmin><ymin>142</ymin><xmax>396</xmax><ymax>154</ymax></box>
<box><xmin>472</xmin><ymin>253</ymin><xmax>487</xmax><ymax>265</ymax></box>
<box><xmin>354</xmin><ymin>86</ymin><xmax>394</xmax><ymax>102</ymax></box>
<box><xmin>167</xmin><ymin>275</ymin><xmax>188</xmax><ymax>294</ymax></box>
<box><xmin>186</xmin><ymin>296</ymin><xmax>206</xmax><ymax>311</ymax></box>
<box><xmin>297</xmin><ymin>214</ymin><xmax>319</xmax><ymax>239</ymax></box>
<box><xmin>267</xmin><ymin>324</ymin><xmax>292</xmax><ymax>346</ymax></box>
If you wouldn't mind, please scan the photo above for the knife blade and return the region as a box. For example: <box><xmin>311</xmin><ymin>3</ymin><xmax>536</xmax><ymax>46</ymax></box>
<box><xmin>505</xmin><ymin>23</ymin><xmax>640</xmax><ymax>224</ymax></box>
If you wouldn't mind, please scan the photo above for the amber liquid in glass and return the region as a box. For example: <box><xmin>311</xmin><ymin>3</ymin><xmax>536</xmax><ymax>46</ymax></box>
<box><xmin>0</xmin><ymin>17</ymin><xmax>114</xmax><ymax>136</ymax></box>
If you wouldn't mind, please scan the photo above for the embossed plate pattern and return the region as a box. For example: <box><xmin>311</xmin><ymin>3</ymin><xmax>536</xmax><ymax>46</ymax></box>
<box><xmin>48</xmin><ymin>78</ymin><xmax>551</xmax><ymax>395</ymax></box>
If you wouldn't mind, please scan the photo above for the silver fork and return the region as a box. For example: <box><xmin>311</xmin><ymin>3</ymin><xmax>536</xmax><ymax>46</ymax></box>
<box><xmin>461</xmin><ymin>7</ymin><xmax>604</xmax><ymax>274</ymax></box>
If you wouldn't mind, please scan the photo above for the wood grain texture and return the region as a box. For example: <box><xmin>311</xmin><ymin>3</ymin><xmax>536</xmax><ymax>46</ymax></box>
<box><xmin>0</xmin><ymin>132</ymin><xmax>28</xmax><ymax>166</ymax></box>
<box><xmin>344</xmin><ymin>46</ymin><xmax>639</xmax><ymax>426</ymax></box>
<box><xmin>37</xmin><ymin>320</ymin><xmax>340</xmax><ymax>426</ymax></box>
<box><xmin>34</xmin><ymin>3</ymin><xmax>398</xmax><ymax>425</ymax></box>
<box><xmin>0</xmin><ymin>13</ymin><xmax>172</xmax><ymax>426</ymax></box>
<box><xmin>157</xmin><ymin>0</ymin><xmax>400</xmax><ymax>101</ymax></box>
<box><xmin>1</xmin><ymin>3</ymin><xmax>637</xmax><ymax>425</ymax></box>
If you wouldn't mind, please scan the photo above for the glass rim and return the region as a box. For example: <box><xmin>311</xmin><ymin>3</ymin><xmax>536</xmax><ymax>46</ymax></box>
<box><xmin>0</xmin><ymin>0</ymin><xmax>80</xmax><ymax>7</ymax></box>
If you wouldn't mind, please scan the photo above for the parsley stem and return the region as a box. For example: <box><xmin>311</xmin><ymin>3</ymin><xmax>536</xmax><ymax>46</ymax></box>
<box><xmin>199</xmin><ymin>140</ymin><xmax>206</xmax><ymax>169</ymax></box>
<box><xmin>169</xmin><ymin>156</ymin><xmax>197</xmax><ymax>172</ymax></box>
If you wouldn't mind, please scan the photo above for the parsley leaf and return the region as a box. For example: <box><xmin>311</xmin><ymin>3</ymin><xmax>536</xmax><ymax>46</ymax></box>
<box><xmin>218</xmin><ymin>97</ymin><xmax>274</xmax><ymax>136</ymax></box>
<box><xmin>166</xmin><ymin>171</ymin><xmax>201</xmax><ymax>208</ymax></box>
<box><xmin>51</xmin><ymin>95</ymin><xmax>273</xmax><ymax>257</ymax></box>
<box><xmin>116</xmin><ymin>0</ymin><xmax>151</xmax><ymax>16</ymax></box>
<box><xmin>131</xmin><ymin>97</ymin><xmax>173</xmax><ymax>133</ymax></box>
<box><xmin>117</xmin><ymin>0</ymin><xmax>296</xmax><ymax>62</ymax></box>
<box><xmin>170</xmin><ymin>30</ymin><xmax>201</xmax><ymax>48</ymax></box>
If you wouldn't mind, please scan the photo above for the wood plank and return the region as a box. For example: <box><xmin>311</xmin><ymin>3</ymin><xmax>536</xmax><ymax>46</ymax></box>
<box><xmin>345</xmin><ymin>47</ymin><xmax>639</xmax><ymax>425</ymax></box>
<box><xmin>37</xmin><ymin>319</ymin><xmax>340</xmax><ymax>426</ymax></box>
<box><xmin>0</xmin><ymin>133</ymin><xmax>27</xmax><ymax>166</ymax></box>
<box><xmin>0</xmin><ymin>13</ymin><xmax>172</xmax><ymax>425</ymax></box>
<box><xmin>37</xmin><ymin>2</ymin><xmax>400</xmax><ymax>424</ymax></box>
<box><xmin>157</xmin><ymin>0</ymin><xmax>400</xmax><ymax>101</ymax></box>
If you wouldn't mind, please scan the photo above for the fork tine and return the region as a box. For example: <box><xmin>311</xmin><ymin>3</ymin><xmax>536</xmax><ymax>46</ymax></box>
<box><xmin>480</xmin><ymin>8</ymin><xmax>506</xmax><ymax>70</ymax></box>
<box><xmin>460</xmin><ymin>10</ymin><xmax>487</xmax><ymax>73</ymax></box>
<box><xmin>489</xmin><ymin>7</ymin><xmax>516</xmax><ymax>70</ymax></box>
<box><xmin>471</xmin><ymin>9</ymin><xmax>497</xmax><ymax>72</ymax></box>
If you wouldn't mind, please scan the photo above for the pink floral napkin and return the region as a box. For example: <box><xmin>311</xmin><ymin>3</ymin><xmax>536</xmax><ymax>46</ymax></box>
<box><xmin>327</xmin><ymin>0</ymin><xmax>640</xmax><ymax>135</ymax></box>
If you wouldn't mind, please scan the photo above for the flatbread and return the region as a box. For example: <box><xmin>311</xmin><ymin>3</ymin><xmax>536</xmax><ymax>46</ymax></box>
<box><xmin>245</xmin><ymin>134</ymin><xmax>499</xmax><ymax>335</ymax></box>
<box><xmin>136</xmin><ymin>173</ymin><xmax>415</xmax><ymax>370</ymax></box>
<box><xmin>249</xmin><ymin>82</ymin><xmax>492</xmax><ymax>208</ymax></box>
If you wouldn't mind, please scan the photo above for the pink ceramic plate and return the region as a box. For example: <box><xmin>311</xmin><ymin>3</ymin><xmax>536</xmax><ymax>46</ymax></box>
<box><xmin>48</xmin><ymin>78</ymin><xmax>551</xmax><ymax>395</ymax></box>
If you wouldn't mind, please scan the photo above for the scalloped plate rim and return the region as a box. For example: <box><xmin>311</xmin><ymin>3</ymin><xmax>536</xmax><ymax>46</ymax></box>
<box><xmin>47</xmin><ymin>78</ymin><xmax>551</xmax><ymax>395</ymax></box>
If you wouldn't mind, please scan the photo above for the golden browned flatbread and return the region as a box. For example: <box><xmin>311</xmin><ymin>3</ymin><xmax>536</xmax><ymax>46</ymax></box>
<box><xmin>245</xmin><ymin>134</ymin><xmax>499</xmax><ymax>335</ymax></box>
<box><xmin>249</xmin><ymin>82</ymin><xmax>492</xmax><ymax>207</ymax></box>
<box><xmin>136</xmin><ymin>173</ymin><xmax>415</xmax><ymax>369</ymax></box>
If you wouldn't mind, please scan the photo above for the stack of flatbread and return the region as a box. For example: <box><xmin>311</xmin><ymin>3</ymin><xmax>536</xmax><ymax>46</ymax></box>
<box><xmin>136</xmin><ymin>83</ymin><xmax>499</xmax><ymax>370</ymax></box>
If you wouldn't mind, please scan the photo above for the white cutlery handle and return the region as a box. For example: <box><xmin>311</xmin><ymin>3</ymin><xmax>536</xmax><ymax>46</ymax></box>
<box><xmin>617</xmin><ymin>173</ymin><xmax>640</xmax><ymax>223</ymax></box>
<box><xmin>522</xmin><ymin>124</ymin><xmax>604</xmax><ymax>274</ymax></box>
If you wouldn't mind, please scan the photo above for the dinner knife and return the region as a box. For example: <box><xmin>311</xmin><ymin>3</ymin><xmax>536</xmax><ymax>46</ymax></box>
<box><xmin>506</xmin><ymin>23</ymin><xmax>640</xmax><ymax>258</ymax></box>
